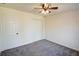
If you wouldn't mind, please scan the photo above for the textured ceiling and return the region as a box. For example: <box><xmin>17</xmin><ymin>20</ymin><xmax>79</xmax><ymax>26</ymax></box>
<box><xmin>0</xmin><ymin>3</ymin><xmax>79</xmax><ymax>16</ymax></box>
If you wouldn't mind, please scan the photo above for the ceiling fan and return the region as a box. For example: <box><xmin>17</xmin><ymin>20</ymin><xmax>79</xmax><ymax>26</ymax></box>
<box><xmin>34</xmin><ymin>3</ymin><xmax>58</xmax><ymax>14</ymax></box>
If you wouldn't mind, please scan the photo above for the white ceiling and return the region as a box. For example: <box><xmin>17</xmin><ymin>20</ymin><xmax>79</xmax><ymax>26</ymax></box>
<box><xmin>0</xmin><ymin>3</ymin><xmax>79</xmax><ymax>16</ymax></box>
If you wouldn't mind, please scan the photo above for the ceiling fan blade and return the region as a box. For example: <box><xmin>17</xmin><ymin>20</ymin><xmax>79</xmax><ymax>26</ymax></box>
<box><xmin>49</xmin><ymin>7</ymin><xmax>58</xmax><ymax>9</ymax></box>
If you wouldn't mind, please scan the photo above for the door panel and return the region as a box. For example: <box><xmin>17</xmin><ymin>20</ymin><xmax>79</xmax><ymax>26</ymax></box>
<box><xmin>23</xmin><ymin>19</ymin><xmax>42</xmax><ymax>43</ymax></box>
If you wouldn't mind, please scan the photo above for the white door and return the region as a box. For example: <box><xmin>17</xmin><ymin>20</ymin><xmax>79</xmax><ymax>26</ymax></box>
<box><xmin>23</xmin><ymin>19</ymin><xmax>42</xmax><ymax>44</ymax></box>
<box><xmin>2</xmin><ymin>15</ymin><xmax>22</xmax><ymax>50</ymax></box>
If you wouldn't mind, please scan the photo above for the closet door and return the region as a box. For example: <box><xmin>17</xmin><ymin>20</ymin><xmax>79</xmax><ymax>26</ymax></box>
<box><xmin>23</xmin><ymin>19</ymin><xmax>42</xmax><ymax>44</ymax></box>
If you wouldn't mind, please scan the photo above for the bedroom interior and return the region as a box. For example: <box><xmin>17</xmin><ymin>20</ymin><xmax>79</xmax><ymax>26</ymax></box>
<box><xmin>0</xmin><ymin>3</ymin><xmax>79</xmax><ymax>56</ymax></box>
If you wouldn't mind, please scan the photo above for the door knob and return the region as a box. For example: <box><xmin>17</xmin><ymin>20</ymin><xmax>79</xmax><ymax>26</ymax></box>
<box><xmin>16</xmin><ymin>32</ymin><xmax>19</xmax><ymax>35</ymax></box>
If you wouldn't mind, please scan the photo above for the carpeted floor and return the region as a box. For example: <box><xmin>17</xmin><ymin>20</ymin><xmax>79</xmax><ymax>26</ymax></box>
<box><xmin>1</xmin><ymin>39</ymin><xmax>79</xmax><ymax>56</ymax></box>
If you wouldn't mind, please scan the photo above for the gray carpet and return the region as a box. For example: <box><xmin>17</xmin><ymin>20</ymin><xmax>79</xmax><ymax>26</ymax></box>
<box><xmin>1</xmin><ymin>39</ymin><xmax>79</xmax><ymax>56</ymax></box>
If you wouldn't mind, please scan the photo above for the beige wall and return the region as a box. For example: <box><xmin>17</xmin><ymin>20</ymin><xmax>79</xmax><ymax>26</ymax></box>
<box><xmin>0</xmin><ymin>7</ymin><xmax>45</xmax><ymax>52</ymax></box>
<box><xmin>46</xmin><ymin>10</ymin><xmax>79</xmax><ymax>51</ymax></box>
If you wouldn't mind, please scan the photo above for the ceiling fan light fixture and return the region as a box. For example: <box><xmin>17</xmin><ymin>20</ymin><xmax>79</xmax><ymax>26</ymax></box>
<box><xmin>41</xmin><ymin>10</ymin><xmax>50</xmax><ymax>14</ymax></box>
